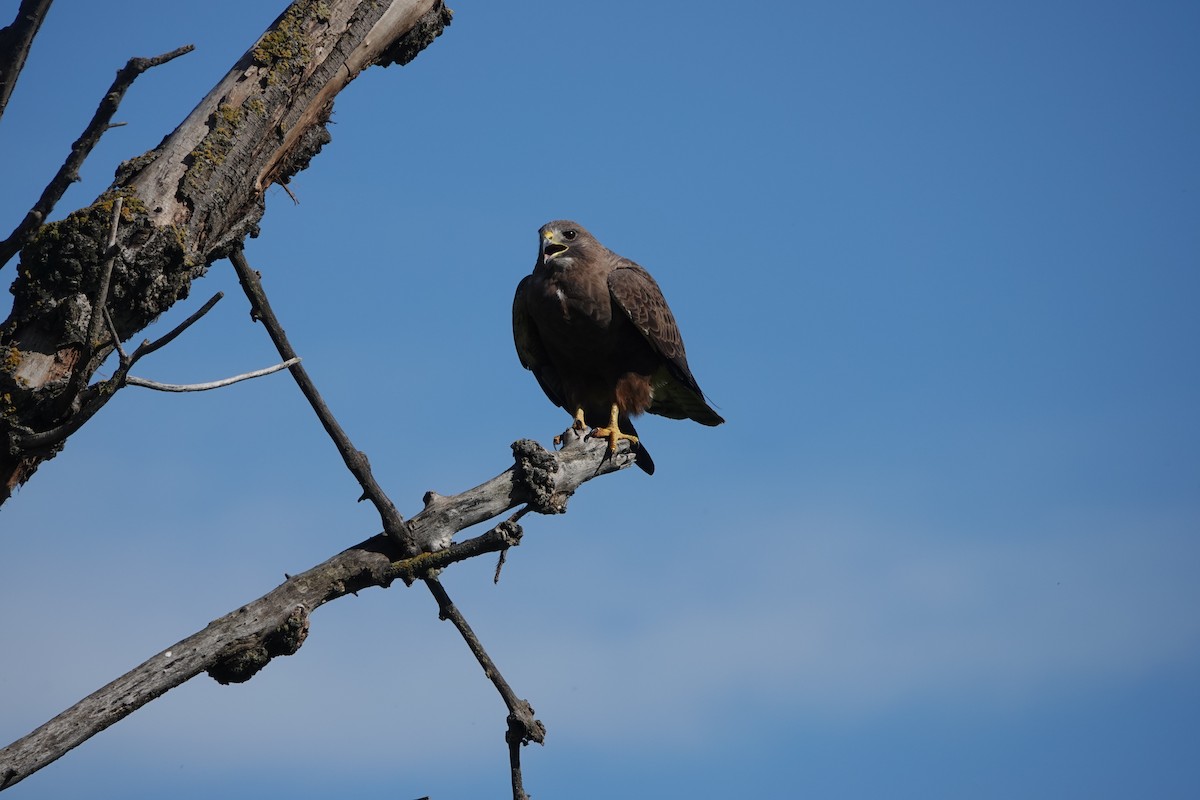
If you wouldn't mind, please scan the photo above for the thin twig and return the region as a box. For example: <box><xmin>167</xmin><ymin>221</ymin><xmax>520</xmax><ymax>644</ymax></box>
<box><xmin>101</xmin><ymin>306</ymin><xmax>126</xmax><ymax>362</ymax></box>
<box><xmin>493</xmin><ymin>549</ymin><xmax>509</xmax><ymax>583</ymax></box>
<box><xmin>494</xmin><ymin>507</ymin><xmax>530</xmax><ymax>584</ymax></box>
<box><xmin>0</xmin><ymin>43</ymin><xmax>194</xmax><ymax>269</ymax></box>
<box><xmin>129</xmin><ymin>290</ymin><xmax>223</xmax><ymax>361</ymax></box>
<box><xmin>69</xmin><ymin>196</ymin><xmax>124</xmax><ymax>397</ymax></box>
<box><xmin>86</xmin><ymin>195</ymin><xmax>123</xmax><ymax>350</ymax></box>
<box><xmin>126</xmin><ymin>357</ymin><xmax>301</xmax><ymax>392</ymax></box>
<box><xmin>228</xmin><ymin>246</ymin><xmax>411</xmax><ymax>549</ymax></box>
<box><xmin>14</xmin><ymin>292</ymin><xmax>224</xmax><ymax>451</ymax></box>
<box><xmin>425</xmin><ymin>577</ymin><xmax>544</xmax><ymax>800</ymax></box>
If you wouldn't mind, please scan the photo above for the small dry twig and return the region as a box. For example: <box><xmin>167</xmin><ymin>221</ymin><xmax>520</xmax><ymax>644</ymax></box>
<box><xmin>66</xmin><ymin>196</ymin><xmax>124</xmax><ymax>398</ymax></box>
<box><xmin>493</xmin><ymin>507</ymin><xmax>531</xmax><ymax>583</ymax></box>
<box><xmin>126</xmin><ymin>357</ymin><xmax>301</xmax><ymax>392</ymax></box>
<box><xmin>86</xmin><ymin>195</ymin><xmax>123</xmax><ymax>350</ymax></box>
<box><xmin>15</xmin><ymin>291</ymin><xmax>224</xmax><ymax>451</ymax></box>
<box><xmin>426</xmin><ymin>577</ymin><xmax>544</xmax><ymax>800</ymax></box>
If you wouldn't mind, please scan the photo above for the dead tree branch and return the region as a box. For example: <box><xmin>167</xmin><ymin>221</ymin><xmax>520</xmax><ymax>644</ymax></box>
<box><xmin>0</xmin><ymin>45</ymin><xmax>193</xmax><ymax>269</ymax></box>
<box><xmin>0</xmin><ymin>0</ymin><xmax>54</xmax><ymax>125</ymax></box>
<box><xmin>0</xmin><ymin>427</ymin><xmax>633</xmax><ymax>792</ymax></box>
<box><xmin>233</xmin><ymin>245</ymin><xmax>553</xmax><ymax>799</ymax></box>
<box><xmin>125</xmin><ymin>357</ymin><xmax>301</xmax><ymax>392</ymax></box>
<box><xmin>1</xmin><ymin>6</ymin><xmax>584</xmax><ymax>798</ymax></box>
<box><xmin>229</xmin><ymin>247</ymin><xmax>410</xmax><ymax>548</ymax></box>
<box><xmin>426</xmin><ymin>577</ymin><xmax>545</xmax><ymax>800</ymax></box>
<box><xmin>0</xmin><ymin>0</ymin><xmax>453</xmax><ymax>503</ymax></box>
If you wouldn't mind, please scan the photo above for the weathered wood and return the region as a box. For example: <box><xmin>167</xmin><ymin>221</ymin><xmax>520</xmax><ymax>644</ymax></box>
<box><xmin>0</xmin><ymin>428</ymin><xmax>632</xmax><ymax>791</ymax></box>
<box><xmin>0</xmin><ymin>0</ymin><xmax>452</xmax><ymax>502</ymax></box>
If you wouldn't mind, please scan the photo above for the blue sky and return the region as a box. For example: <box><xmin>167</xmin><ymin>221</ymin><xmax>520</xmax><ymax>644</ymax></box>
<box><xmin>2</xmin><ymin>0</ymin><xmax>1199</xmax><ymax>797</ymax></box>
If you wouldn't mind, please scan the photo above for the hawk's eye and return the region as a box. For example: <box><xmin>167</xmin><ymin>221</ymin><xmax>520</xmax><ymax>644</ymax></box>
<box><xmin>563</xmin><ymin>229</ymin><xmax>577</xmax><ymax>241</ymax></box>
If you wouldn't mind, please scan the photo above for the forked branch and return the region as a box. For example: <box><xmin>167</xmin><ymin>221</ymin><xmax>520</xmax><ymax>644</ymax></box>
<box><xmin>13</xmin><ymin>290</ymin><xmax>226</xmax><ymax>452</ymax></box>
<box><xmin>228</xmin><ymin>246</ymin><xmax>582</xmax><ymax>799</ymax></box>
<box><xmin>0</xmin><ymin>428</ymin><xmax>632</xmax><ymax>792</ymax></box>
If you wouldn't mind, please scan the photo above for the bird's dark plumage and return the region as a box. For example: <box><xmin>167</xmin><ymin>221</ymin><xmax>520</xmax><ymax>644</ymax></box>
<box><xmin>512</xmin><ymin>220</ymin><xmax>723</xmax><ymax>474</ymax></box>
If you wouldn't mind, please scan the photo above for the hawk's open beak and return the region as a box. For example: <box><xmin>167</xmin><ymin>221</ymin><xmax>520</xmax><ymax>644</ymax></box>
<box><xmin>542</xmin><ymin>231</ymin><xmax>568</xmax><ymax>260</ymax></box>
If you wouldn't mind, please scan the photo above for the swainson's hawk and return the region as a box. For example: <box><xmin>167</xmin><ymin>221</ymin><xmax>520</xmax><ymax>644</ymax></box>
<box><xmin>512</xmin><ymin>220</ymin><xmax>724</xmax><ymax>474</ymax></box>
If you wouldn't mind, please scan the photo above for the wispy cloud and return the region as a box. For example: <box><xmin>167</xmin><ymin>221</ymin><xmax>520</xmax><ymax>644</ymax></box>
<box><xmin>501</xmin><ymin>507</ymin><xmax>1200</xmax><ymax>743</ymax></box>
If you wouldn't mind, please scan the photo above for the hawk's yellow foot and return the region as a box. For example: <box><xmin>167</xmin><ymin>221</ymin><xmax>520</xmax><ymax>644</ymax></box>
<box><xmin>591</xmin><ymin>403</ymin><xmax>639</xmax><ymax>453</ymax></box>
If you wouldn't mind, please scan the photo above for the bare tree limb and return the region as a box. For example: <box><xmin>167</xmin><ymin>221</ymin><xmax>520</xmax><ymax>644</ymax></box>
<box><xmin>0</xmin><ymin>0</ymin><xmax>453</xmax><ymax>502</ymax></box>
<box><xmin>0</xmin><ymin>427</ymin><xmax>633</xmax><ymax>791</ymax></box>
<box><xmin>0</xmin><ymin>4</ymin><xmax>633</xmax><ymax>799</ymax></box>
<box><xmin>0</xmin><ymin>45</ymin><xmax>193</xmax><ymax>269</ymax></box>
<box><xmin>125</xmin><ymin>357</ymin><xmax>301</xmax><ymax>392</ymax></box>
<box><xmin>232</xmin><ymin>244</ymin><xmax>550</xmax><ymax>798</ymax></box>
<box><xmin>229</xmin><ymin>246</ymin><xmax>412</xmax><ymax>548</ymax></box>
<box><xmin>426</xmin><ymin>576</ymin><xmax>544</xmax><ymax>800</ymax></box>
<box><xmin>0</xmin><ymin>0</ymin><xmax>54</xmax><ymax>125</ymax></box>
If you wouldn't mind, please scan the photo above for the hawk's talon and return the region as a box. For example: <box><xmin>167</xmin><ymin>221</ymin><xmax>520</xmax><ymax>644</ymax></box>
<box><xmin>590</xmin><ymin>426</ymin><xmax>640</xmax><ymax>454</ymax></box>
<box><xmin>587</xmin><ymin>402</ymin><xmax>639</xmax><ymax>454</ymax></box>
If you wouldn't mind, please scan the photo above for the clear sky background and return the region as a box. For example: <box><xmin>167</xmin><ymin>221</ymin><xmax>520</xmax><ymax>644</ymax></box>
<box><xmin>2</xmin><ymin>1</ymin><xmax>1198</xmax><ymax>797</ymax></box>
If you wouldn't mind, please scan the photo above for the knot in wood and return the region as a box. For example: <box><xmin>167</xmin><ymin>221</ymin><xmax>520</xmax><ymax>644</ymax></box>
<box><xmin>206</xmin><ymin>604</ymin><xmax>310</xmax><ymax>685</ymax></box>
<box><xmin>511</xmin><ymin>439</ymin><xmax>567</xmax><ymax>514</ymax></box>
<box><xmin>506</xmin><ymin>701</ymin><xmax>546</xmax><ymax>746</ymax></box>
<box><xmin>495</xmin><ymin>518</ymin><xmax>524</xmax><ymax>546</ymax></box>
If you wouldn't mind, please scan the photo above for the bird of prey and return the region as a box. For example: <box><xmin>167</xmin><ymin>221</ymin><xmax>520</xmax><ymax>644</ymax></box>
<box><xmin>512</xmin><ymin>220</ymin><xmax>724</xmax><ymax>474</ymax></box>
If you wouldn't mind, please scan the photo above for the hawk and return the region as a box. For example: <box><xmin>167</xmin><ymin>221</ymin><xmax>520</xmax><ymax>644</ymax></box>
<box><xmin>512</xmin><ymin>220</ymin><xmax>724</xmax><ymax>474</ymax></box>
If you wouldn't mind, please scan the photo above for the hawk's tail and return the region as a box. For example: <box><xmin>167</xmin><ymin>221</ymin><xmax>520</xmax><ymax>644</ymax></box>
<box><xmin>621</xmin><ymin>415</ymin><xmax>655</xmax><ymax>475</ymax></box>
<box><xmin>649</xmin><ymin>380</ymin><xmax>725</xmax><ymax>427</ymax></box>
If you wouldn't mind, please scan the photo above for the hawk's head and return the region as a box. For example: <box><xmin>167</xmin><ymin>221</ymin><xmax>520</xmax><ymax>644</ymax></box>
<box><xmin>538</xmin><ymin>220</ymin><xmax>596</xmax><ymax>266</ymax></box>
